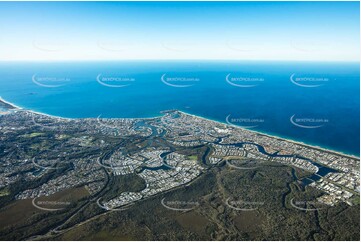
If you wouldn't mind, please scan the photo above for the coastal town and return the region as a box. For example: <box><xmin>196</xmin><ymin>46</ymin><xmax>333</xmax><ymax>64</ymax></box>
<box><xmin>0</xmin><ymin>1</ymin><xmax>359</xmax><ymax>240</ymax></box>
<box><xmin>0</xmin><ymin>98</ymin><xmax>359</xmax><ymax>211</ymax></box>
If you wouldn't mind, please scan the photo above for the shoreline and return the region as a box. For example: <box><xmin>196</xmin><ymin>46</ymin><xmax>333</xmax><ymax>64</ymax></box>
<box><xmin>0</xmin><ymin>96</ymin><xmax>75</xmax><ymax>121</ymax></box>
<box><xmin>0</xmin><ymin>97</ymin><xmax>359</xmax><ymax>159</ymax></box>
<box><xmin>0</xmin><ymin>97</ymin><xmax>161</xmax><ymax>121</ymax></box>
<box><xmin>177</xmin><ymin>110</ymin><xmax>360</xmax><ymax>160</ymax></box>
<box><xmin>0</xmin><ymin>96</ymin><xmax>23</xmax><ymax>110</ymax></box>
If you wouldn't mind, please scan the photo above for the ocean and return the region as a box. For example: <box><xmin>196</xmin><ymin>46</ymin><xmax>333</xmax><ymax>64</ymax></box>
<box><xmin>0</xmin><ymin>61</ymin><xmax>359</xmax><ymax>156</ymax></box>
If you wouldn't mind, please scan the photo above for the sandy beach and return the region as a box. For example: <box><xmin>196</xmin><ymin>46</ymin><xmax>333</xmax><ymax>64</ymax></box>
<box><xmin>0</xmin><ymin>97</ymin><xmax>358</xmax><ymax>159</ymax></box>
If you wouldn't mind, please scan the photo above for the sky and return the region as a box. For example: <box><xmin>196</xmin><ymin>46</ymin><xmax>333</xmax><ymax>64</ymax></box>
<box><xmin>0</xmin><ymin>1</ymin><xmax>359</xmax><ymax>61</ymax></box>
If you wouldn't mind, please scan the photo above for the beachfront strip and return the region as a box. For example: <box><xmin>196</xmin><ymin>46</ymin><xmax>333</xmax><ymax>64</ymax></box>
<box><xmin>0</xmin><ymin>100</ymin><xmax>359</xmax><ymax>210</ymax></box>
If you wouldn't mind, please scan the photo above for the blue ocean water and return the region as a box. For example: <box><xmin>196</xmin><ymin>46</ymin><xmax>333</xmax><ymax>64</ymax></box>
<box><xmin>0</xmin><ymin>61</ymin><xmax>359</xmax><ymax>156</ymax></box>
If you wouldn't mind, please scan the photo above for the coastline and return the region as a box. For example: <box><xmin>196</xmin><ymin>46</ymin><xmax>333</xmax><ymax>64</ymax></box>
<box><xmin>178</xmin><ymin>110</ymin><xmax>360</xmax><ymax>160</ymax></box>
<box><xmin>0</xmin><ymin>97</ymin><xmax>359</xmax><ymax>159</ymax></box>
<box><xmin>0</xmin><ymin>96</ymin><xmax>73</xmax><ymax>121</ymax></box>
<box><xmin>0</xmin><ymin>96</ymin><xmax>22</xmax><ymax>110</ymax></box>
<box><xmin>0</xmin><ymin>97</ymin><xmax>162</xmax><ymax>121</ymax></box>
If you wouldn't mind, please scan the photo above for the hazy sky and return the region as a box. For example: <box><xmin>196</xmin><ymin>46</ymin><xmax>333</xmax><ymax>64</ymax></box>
<box><xmin>0</xmin><ymin>1</ymin><xmax>359</xmax><ymax>61</ymax></box>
